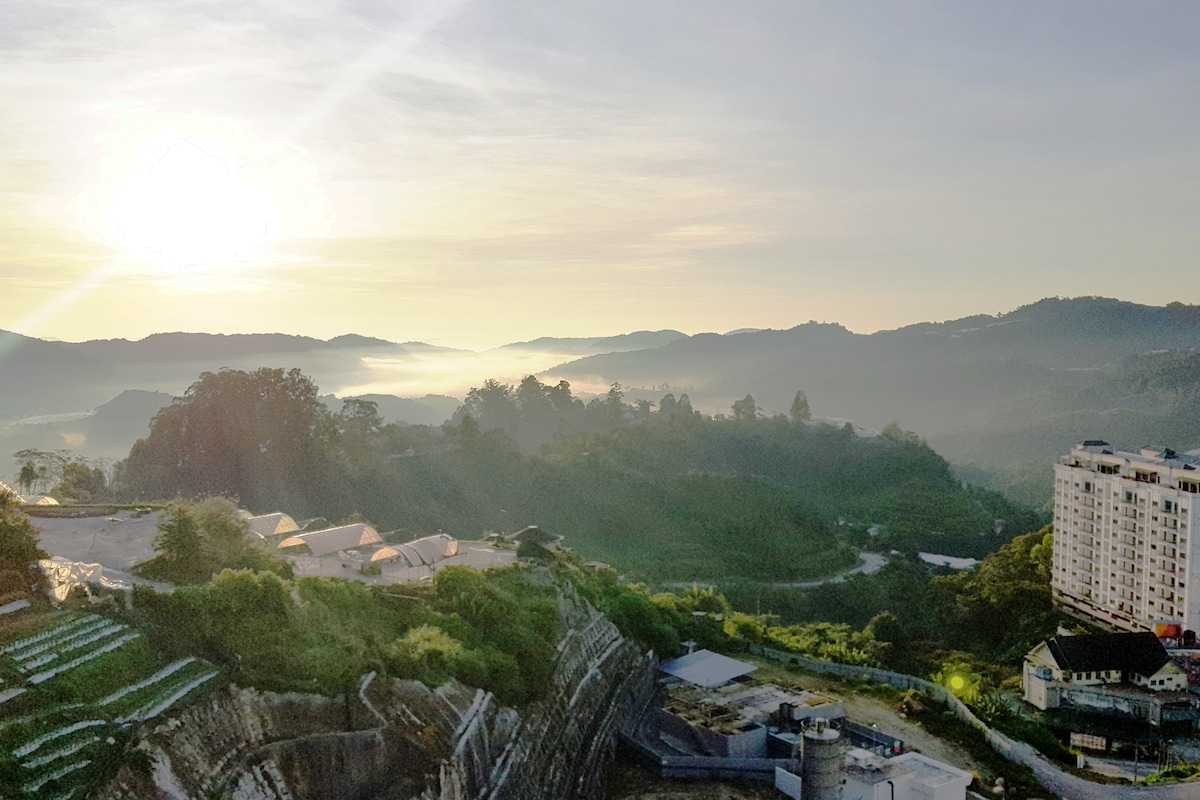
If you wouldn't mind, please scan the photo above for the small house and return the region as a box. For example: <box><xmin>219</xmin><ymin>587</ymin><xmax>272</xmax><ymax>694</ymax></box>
<box><xmin>1023</xmin><ymin>632</ymin><xmax>1191</xmax><ymax>725</ymax></box>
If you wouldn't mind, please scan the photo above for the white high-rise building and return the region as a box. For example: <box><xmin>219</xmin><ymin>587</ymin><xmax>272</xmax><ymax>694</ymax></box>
<box><xmin>1053</xmin><ymin>441</ymin><xmax>1200</xmax><ymax>636</ymax></box>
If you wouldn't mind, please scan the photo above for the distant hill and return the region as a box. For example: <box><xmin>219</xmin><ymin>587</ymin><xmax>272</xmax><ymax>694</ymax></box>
<box><xmin>495</xmin><ymin>329</ymin><xmax>686</xmax><ymax>356</ymax></box>
<box><xmin>0</xmin><ymin>332</ymin><xmax>458</xmax><ymax>418</ymax></box>
<box><xmin>9</xmin><ymin>298</ymin><xmax>1200</xmax><ymax>474</ymax></box>
<box><xmin>543</xmin><ymin>298</ymin><xmax>1200</xmax><ymax>467</ymax></box>
<box><xmin>84</xmin><ymin>389</ymin><xmax>175</xmax><ymax>454</ymax></box>
<box><xmin>0</xmin><ymin>389</ymin><xmax>174</xmax><ymax>463</ymax></box>
<box><xmin>0</xmin><ymin>331</ymin><xmax>471</xmax><ymax>462</ymax></box>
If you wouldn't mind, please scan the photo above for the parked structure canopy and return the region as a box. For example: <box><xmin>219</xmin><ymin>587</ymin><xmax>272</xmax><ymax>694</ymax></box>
<box><xmin>278</xmin><ymin>523</ymin><xmax>380</xmax><ymax>556</ymax></box>
<box><xmin>369</xmin><ymin>533</ymin><xmax>458</xmax><ymax>565</ymax></box>
<box><xmin>244</xmin><ymin>512</ymin><xmax>300</xmax><ymax>538</ymax></box>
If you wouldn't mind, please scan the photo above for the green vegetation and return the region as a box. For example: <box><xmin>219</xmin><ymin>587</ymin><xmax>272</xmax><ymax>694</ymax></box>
<box><xmin>115</xmin><ymin>370</ymin><xmax>1043</xmax><ymax>583</ymax></box>
<box><xmin>0</xmin><ymin>494</ymin><xmax>48</xmax><ymax>605</ymax></box>
<box><xmin>130</xmin><ymin>564</ymin><xmax>561</xmax><ymax>705</ymax></box>
<box><xmin>115</xmin><ymin>367</ymin><xmax>332</xmax><ymax>510</ymax></box>
<box><xmin>134</xmin><ymin>497</ymin><xmax>293</xmax><ymax>585</ymax></box>
<box><xmin>1146</xmin><ymin>763</ymin><xmax>1200</xmax><ymax>784</ymax></box>
<box><xmin>0</xmin><ymin>610</ymin><xmax>221</xmax><ymax>800</ymax></box>
<box><xmin>723</xmin><ymin>526</ymin><xmax>1065</xmax><ymax>675</ymax></box>
<box><xmin>12</xmin><ymin>449</ymin><xmax>108</xmax><ymax>503</ymax></box>
<box><xmin>936</xmin><ymin>345</ymin><xmax>1200</xmax><ymax>495</ymax></box>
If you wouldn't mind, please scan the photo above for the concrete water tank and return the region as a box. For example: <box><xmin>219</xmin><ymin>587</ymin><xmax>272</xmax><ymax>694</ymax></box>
<box><xmin>801</xmin><ymin>717</ymin><xmax>842</xmax><ymax>800</ymax></box>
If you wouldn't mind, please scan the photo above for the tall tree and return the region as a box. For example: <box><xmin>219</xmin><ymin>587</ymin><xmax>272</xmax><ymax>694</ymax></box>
<box><xmin>17</xmin><ymin>461</ymin><xmax>37</xmax><ymax>495</ymax></box>
<box><xmin>731</xmin><ymin>394</ymin><xmax>759</xmax><ymax>422</ymax></box>
<box><xmin>789</xmin><ymin>390</ymin><xmax>811</xmax><ymax>422</ymax></box>
<box><xmin>146</xmin><ymin>497</ymin><xmax>291</xmax><ymax>585</ymax></box>
<box><xmin>13</xmin><ymin>449</ymin><xmax>67</xmax><ymax>495</ymax></box>
<box><xmin>117</xmin><ymin>368</ymin><xmax>329</xmax><ymax>512</ymax></box>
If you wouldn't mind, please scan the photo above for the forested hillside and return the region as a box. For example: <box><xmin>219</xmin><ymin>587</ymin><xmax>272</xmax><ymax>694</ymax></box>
<box><xmin>542</xmin><ymin>298</ymin><xmax>1200</xmax><ymax>472</ymax></box>
<box><xmin>11</xmin><ymin>298</ymin><xmax>1200</xmax><ymax>488</ymax></box>
<box><xmin>114</xmin><ymin>370</ymin><xmax>1043</xmax><ymax>582</ymax></box>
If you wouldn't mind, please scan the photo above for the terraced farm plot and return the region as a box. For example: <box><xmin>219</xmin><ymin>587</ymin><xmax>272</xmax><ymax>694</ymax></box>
<box><xmin>0</xmin><ymin>610</ymin><xmax>222</xmax><ymax>800</ymax></box>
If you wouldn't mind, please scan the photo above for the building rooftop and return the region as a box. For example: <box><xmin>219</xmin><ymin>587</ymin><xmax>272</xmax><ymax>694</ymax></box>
<box><xmin>1045</xmin><ymin>632</ymin><xmax>1170</xmax><ymax>676</ymax></box>
<box><xmin>1068</xmin><ymin>441</ymin><xmax>1200</xmax><ymax>470</ymax></box>
<box><xmin>889</xmin><ymin>751</ymin><xmax>973</xmax><ymax>789</ymax></box>
<box><xmin>369</xmin><ymin>533</ymin><xmax>458</xmax><ymax>565</ymax></box>
<box><xmin>843</xmin><ymin>748</ymin><xmax>911</xmax><ymax>783</ymax></box>
<box><xmin>660</xmin><ymin>649</ymin><xmax>757</xmax><ymax>688</ymax></box>
<box><xmin>243</xmin><ymin>512</ymin><xmax>300</xmax><ymax>538</ymax></box>
<box><xmin>277</xmin><ymin>523</ymin><xmax>382</xmax><ymax>557</ymax></box>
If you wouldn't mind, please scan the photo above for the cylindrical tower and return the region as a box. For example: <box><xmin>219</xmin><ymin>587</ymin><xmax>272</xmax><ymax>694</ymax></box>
<box><xmin>801</xmin><ymin>718</ymin><xmax>842</xmax><ymax>800</ymax></box>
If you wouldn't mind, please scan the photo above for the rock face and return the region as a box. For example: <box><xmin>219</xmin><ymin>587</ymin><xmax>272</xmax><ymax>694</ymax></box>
<box><xmin>98</xmin><ymin>586</ymin><xmax>653</xmax><ymax>800</ymax></box>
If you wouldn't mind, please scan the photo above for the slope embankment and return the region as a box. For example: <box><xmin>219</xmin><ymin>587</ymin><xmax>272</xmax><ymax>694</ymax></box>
<box><xmin>96</xmin><ymin>585</ymin><xmax>653</xmax><ymax>800</ymax></box>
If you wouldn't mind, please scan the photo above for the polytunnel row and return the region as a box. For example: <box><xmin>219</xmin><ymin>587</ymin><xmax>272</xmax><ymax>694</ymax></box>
<box><xmin>0</xmin><ymin>612</ymin><xmax>221</xmax><ymax>800</ymax></box>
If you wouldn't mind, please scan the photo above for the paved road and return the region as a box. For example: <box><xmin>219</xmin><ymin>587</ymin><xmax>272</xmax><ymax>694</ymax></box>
<box><xmin>770</xmin><ymin>551</ymin><xmax>888</xmax><ymax>588</ymax></box>
<box><xmin>1023</xmin><ymin>752</ymin><xmax>1200</xmax><ymax>800</ymax></box>
<box><xmin>662</xmin><ymin>552</ymin><xmax>890</xmax><ymax>592</ymax></box>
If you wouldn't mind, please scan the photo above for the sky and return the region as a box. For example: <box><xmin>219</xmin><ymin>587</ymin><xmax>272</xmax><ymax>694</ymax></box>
<box><xmin>3</xmin><ymin>1</ymin><xmax>1200</xmax><ymax>349</ymax></box>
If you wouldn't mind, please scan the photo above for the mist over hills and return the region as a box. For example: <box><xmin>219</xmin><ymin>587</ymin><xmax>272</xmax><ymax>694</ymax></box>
<box><xmin>545</xmin><ymin>297</ymin><xmax>1200</xmax><ymax>467</ymax></box>
<box><xmin>498</xmin><ymin>329</ymin><xmax>687</xmax><ymax>356</ymax></box>
<box><xmin>4</xmin><ymin>297</ymin><xmax>1200</xmax><ymax>473</ymax></box>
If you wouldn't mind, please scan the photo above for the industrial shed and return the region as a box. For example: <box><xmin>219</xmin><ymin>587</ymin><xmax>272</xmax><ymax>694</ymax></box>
<box><xmin>277</xmin><ymin>523</ymin><xmax>381</xmax><ymax>556</ymax></box>
<box><xmin>369</xmin><ymin>533</ymin><xmax>458</xmax><ymax>566</ymax></box>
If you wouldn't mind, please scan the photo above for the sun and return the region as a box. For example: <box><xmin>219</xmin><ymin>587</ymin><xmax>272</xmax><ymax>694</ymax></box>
<box><xmin>113</xmin><ymin>139</ymin><xmax>274</xmax><ymax>272</ymax></box>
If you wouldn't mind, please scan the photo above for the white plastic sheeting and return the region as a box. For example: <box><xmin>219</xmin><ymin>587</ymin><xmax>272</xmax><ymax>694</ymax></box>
<box><xmin>38</xmin><ymin>559</ymin><xmax>129</xmax><ymax>602</ymax></box>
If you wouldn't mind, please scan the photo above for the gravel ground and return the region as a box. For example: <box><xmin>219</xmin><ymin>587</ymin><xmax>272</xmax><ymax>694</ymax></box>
<box><xmin>31</xmin><ymin>510</ymin><xmax>163</xmax><ymax>572</ymax></box>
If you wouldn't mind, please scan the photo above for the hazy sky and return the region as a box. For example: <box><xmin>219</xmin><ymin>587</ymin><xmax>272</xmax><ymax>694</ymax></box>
<box><xmin>3</xmin><ymin>1</ymin><xmax>1199</xmax><ymax>348</ymax></box>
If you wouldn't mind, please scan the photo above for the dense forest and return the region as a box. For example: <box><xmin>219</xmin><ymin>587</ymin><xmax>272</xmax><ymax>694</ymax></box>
<box><xmin>108</xmin><ymin>369</ymin><xmax>1044</xmax><ymax>582</ymax></box>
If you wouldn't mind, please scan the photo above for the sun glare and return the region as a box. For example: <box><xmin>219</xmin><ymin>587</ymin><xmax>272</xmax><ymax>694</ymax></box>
<box><xmin>113</xmin><ymin>140</ymin><xmax>275</xmax><ymax>272</ymax></box>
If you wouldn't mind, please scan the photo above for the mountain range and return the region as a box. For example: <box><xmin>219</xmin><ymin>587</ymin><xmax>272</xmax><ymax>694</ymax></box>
<box><xmin>4</xmin><ymin>297</ymin><xmax>1200</xmax><ymax>475</ymax></box>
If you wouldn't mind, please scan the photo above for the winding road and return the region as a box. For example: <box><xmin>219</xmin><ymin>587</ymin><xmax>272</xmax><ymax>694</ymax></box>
<box><xmin>1021</xmin><ymin>753</ymin><xmax>1199</xmax><ymax>800</ymax></box>
<box><xmin>769</xmin><ymin>551</ymin><xmax>888</xmax><ymax>588</ymax></box>
<box><xmin>661</xmin><ymin>552</ymin><xmax>889</xmax><ymax>592</ymax></box>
